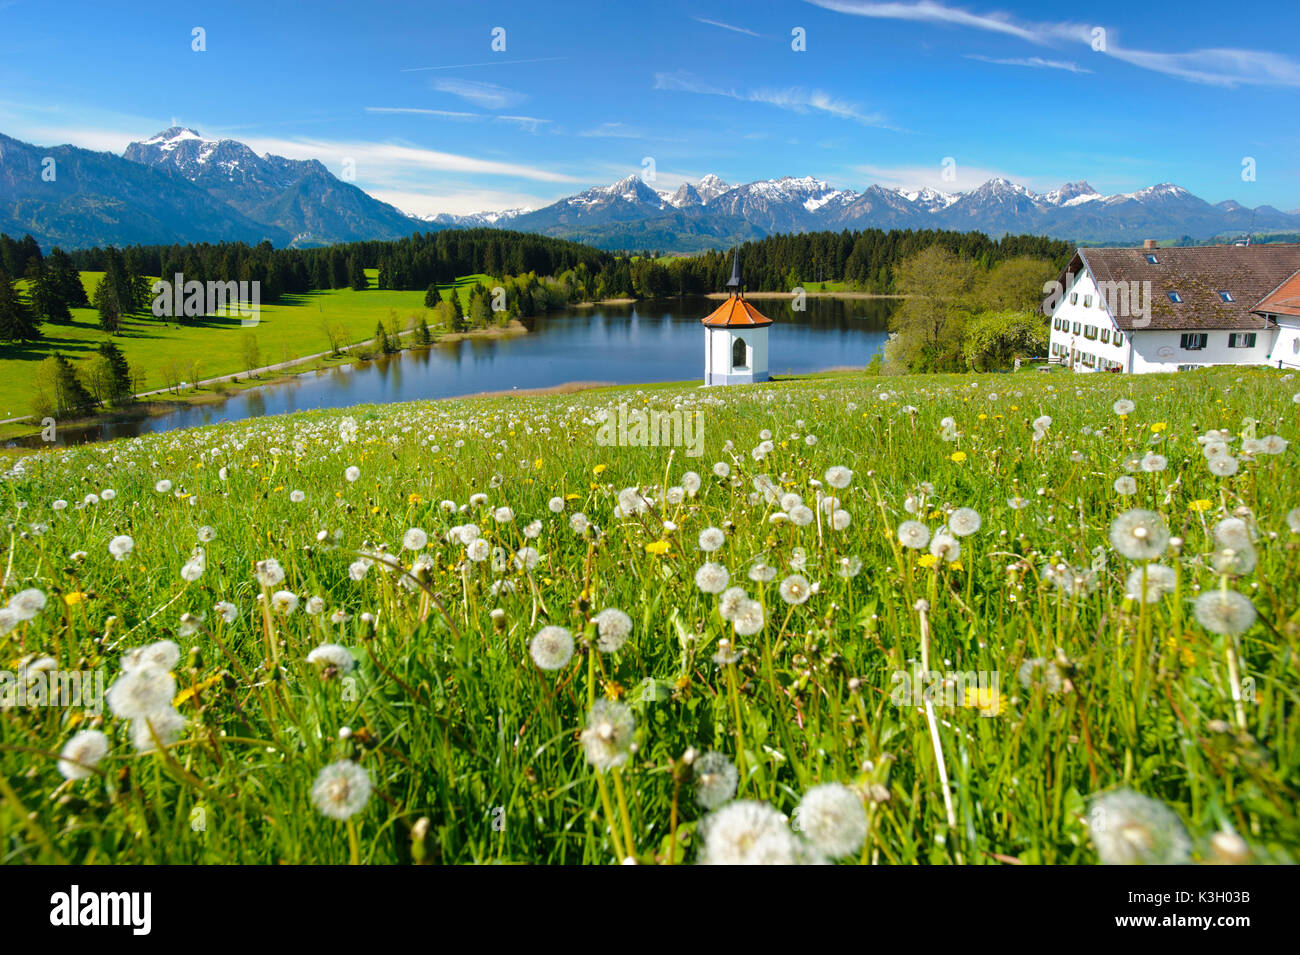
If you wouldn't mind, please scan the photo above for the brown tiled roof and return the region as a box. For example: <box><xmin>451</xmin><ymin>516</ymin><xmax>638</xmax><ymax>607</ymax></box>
<box><xmin>701</xmin><ymin>293</ymin><xmax>773</xmax><ymax>327</ymax></box>
<box><xmin>1061</xmin><ymin>244</ymin><xmax>1300</xmax><ymax>331</ymax></box>
<box><xmin>1252</xmin><ymin>268</ymin><xmax>1300</xmax><ymax>319</ymax></box>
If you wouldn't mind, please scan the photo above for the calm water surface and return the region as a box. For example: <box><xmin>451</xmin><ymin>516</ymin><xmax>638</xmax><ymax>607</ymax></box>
<box><xmin>42</xmin><ymin>295</ymin><xmax>894</xmax><ymax>444</ymax></box>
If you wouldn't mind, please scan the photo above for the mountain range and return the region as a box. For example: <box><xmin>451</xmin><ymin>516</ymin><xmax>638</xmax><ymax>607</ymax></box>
<box><xmin>1</xmin><ymin>126</ymin><xmax>1297</xmax><ymax>252</ymax></box>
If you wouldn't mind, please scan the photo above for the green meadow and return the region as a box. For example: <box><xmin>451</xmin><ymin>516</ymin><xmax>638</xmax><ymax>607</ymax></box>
<box><xmin>0</xmin><ymin>272</ymin><xmax>499</xmax><ymax>421</ymax></box>
<box><xmin>0</xmin><ymin>364</ymin><xmax>1296</xmax><ymax>864</ymax></box>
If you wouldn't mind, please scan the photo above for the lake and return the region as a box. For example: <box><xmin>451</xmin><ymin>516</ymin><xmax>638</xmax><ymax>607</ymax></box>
<box><xmin>37</xmin><ymin>295</ymin><xmax>894</xmax><ymax>444</ymax></box>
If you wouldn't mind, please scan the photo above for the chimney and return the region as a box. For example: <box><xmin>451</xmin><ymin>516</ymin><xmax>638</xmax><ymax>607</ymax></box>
<box><xmin>1143</xmin><ymin>239</ymin><xmax>1157</xmax><ymax>250</ymax></box>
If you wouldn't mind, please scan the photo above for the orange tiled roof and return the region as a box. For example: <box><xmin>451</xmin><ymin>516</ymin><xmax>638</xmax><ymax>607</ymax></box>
<box><xmin>1253</xmin><ymin>268</ymin><xmax>1300</xmax><ymax>319</ymax></box>
<box><xmin>701</xmin><ymin>293</ymin><xmax>773</xmax><ymax>327</ymax></box>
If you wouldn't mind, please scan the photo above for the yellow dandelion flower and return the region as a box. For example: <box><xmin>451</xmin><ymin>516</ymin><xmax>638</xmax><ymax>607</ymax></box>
<box><xmin>408</xmin><ymin>493</ymin><xmax>422</xmax><ymax>504</ymax></box>
<box><xmin>592</xmin><ymin>463</ymin><xmax>607</xmax><ymax>476</ymax></box>
<box><xmin>1151</xmin><ymin>422</ymin><xmax>1167</xmax><ymax>433</ymax></box>
<box><xmin>950</xmin><ymin>451</ymin><xmax>967</xmax><ymax>464</ymax></box>
<box><xmin>917</xmin><ymin>554</ymin><xmax>940</xmax><ymax>569</ymax></box>
<box><xmin>370</xmin><ymin>505</ymin><xmax>381</xmax><ymax>515</ymax></box>
<box><xmin>644</xmin><ymin>540</ymin><xmax>671</xmax><ymax>556</ymax></box>
<box><xmin>534</xmin><ymin>458</ymin><xmax>543</xmax><ymax>470</ymax></box>
<box><xmin>63</xmin><ymin>592</ymin><xmax>85</xmax><ymax>606</ymax></box>
<box><xmin>564</xmin><ymin>493</ymin><xmax>581</xmax><ymax>501</ymax></box>
<box><xmin>1188</xmin><ymin>499</ymin><xmax>1212</xmax><ymax>512</ymax></box>
<box><xmin>174</xmin><ymin>672</ymin><xmax>224</xmax><ymax>707</ymax></box>
<box><xmin>965</xmin><ymin>686</ymin><xmax>1004</xmax><ymax>716</ymax></box>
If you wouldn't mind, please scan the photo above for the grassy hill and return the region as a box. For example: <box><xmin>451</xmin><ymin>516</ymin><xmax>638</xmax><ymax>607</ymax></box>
<box><xmin>0</xmin><ymin>365</ymin><xmax>1296</xmax><ymax>863</ymax></box>
<box><xmin>0</xmin><ymin>271</ymin><xmax>500</xmax><ymax>420</ymax></box>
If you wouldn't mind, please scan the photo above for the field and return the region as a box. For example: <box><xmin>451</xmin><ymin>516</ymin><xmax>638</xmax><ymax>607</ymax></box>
<box><xmin>0</xmin><ymin>272</ymin><xmax>499</xmax><ymax>422</ymax></box>
<box><xmin>0</xmin><ymin>365</ymin><xmax>1297</xmax><ymax>864</ymax></box>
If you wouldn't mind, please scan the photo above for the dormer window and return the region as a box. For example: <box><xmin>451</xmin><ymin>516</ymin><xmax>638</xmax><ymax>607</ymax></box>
<box><xmin>1218</xmin><ymin>291</ymin><xmax>1234</xmax><ymax>303</ymax></box>
<box><xmin>1146</xmin><ymin>254</ymin><xmax>1159</xmax><ymax>264</ymax></box>
<box><xmin>1167</xmin><ymin>291</ymin><xmax>1183</xmax><ymax>304</ymax></box>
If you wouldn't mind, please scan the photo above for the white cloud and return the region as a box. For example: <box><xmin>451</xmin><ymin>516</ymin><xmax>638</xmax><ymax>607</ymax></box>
<box><xmin>692</xmin><ymin>16</ymin><xmax>760</xmax><ymax>37</ymax></box>
<box><xmin>852</xmin><ymin>161</ymin><xmax>1056</xmax><ymax>193</ymax></box>
<box><xmin>430</xmin><ymin>78</ymin><xmax>526</xmax><ymax>109</ymax></box>
<box><xmin>653</xmin><ymin>71</ymin><xmax>889</xmax><ymax>127</ymax></box>
<box><xmin>579</xmin><ymin>122</ymin><xmax>649</xmax><ymax>138</ymax></box>
<box><xmin>965</xmin><ymin>54</ymin><xmax>1089</xmax><ymax>74</ymax></box>
<box><xmin>365</xmin><ymin>107</ymin><xmax>482</xmax><ymax>121</ymax></box>
<box><xmin>806</xmin><ymin>0</ymin><xmax>1300</xmax><ymax>87</ymax></box>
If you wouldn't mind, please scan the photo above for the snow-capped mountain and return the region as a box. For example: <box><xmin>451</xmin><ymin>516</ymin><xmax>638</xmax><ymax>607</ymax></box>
<box><xmin>124</xmin><ymin>127</ymin><xmax>417</xmax><ymax>246</ymax></box>
<box><xmin>463</xmin><ymin>172</ymin><xmax>1300</xmax><ymax>250</ymax></box>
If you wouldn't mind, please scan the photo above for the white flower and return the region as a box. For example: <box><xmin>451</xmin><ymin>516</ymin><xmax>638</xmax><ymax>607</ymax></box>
<box><xmin>214</xmin><ymin>600</ymin><xmax>238</xmax><ymax>624</ymax></box>
<box><xmin>306</xmin><ymin>643</ymin><xmax>356</xmax><ymax>674</ymax></box>
<box><xmin>929</xmin><ymin>533</ymin><xmax>960</xmax><ymax>563</ymax></box>
<box><xmin>493</xmin><ymin>506</ymin><xmax>515</xmax><ymax>524</ymax></box>
<box><xmin>779</xmin><ymin>574</ymin><xmax>811</xmax><ymax>605</ymax></box>
<box><xmin>108</xmin><ymin>535</ymin><xmax>135</xmax><ymax>561</ymax></box>
<box><xmin>1208</xmin><ymin>455</ymin><xmax>1239</xmax><ymax>477</ymax></box>
<box><xmin>694</xmin><ymin>562</ymin><xmax>730</xmax><ymax>595</ymax></box>
<box><xmin>897</xmin><ymin>520</ymin><xmax>930</xmax><ymax>550</ymax></box>
<box><xmin>530</xmin><ymin>626</ymin><xmax>574</xmax><ymax>670</ymax></box>
<box><xmin>700</xmin><ymin>801</ymin><xmax>802</xmax><ymax>865</ymax></box>
<box><xmin>271</xmin><ymin>590</ymin><xmax>299</xmax><ymax>614</ymax></box>
<box><xmin>548</xmin><ymin>496</ymin><xmax>565</xmax><ymax>513</ymax></box>
<box><xmin>693</xmin><ymin>751</ymin><xmax>738</xmax><ymax>809</ymax></box>
<box><xmin>1109</xmin><ymin>509</ymin><xmax>1169</xmax><ymax>561</ymax></box>
<box><xmin>788</xmin><ymin>505</ymin><xmax>814</xmax><ymax>527</ymax></box>
<box><xmin>594</xmin><ymin>608</ymin><xmax>632</xmax><ymax>652</ymax></box>
<box><xmin>131</xmin><ymin>707</ymin><xmax>186</xmax><ymax>753</ymax></box>
<box><xmin>1125</xmin><ymin>565</ymin><xmax>1177</xmax><ymax>604</ymax></box>
<box><xmin>311</xmin><ymin>760</ymin><xmax>372</xmax><ymax>820</ymax></box>
<box><xmin>948</xmin><ymin>507</ymin><xmax>981</xmax><ymax>536</ymax></box>
<box><xmin>732</xmin><ymin>599</ymin><xmax>765</xmax><ymax>636</ymax></box>
<box><xmin>718</xmin><ymin>586</ymin><xmax>747</xmax><ymax>621</ymax></box>
<box><xmin>682</xmin><ymin>471</ymin><xmax>702</xmax><ymax>496</ymax></box>
<box><xmin>796</xmin><ymin>783</ymin><xmax>867</xmax><ymax>858</ymax></box>
<box><xmin>155</xmin><ymin>479</ymin><xmax>172</xmax><ymax>494</ymax></box>
<box><xmin>514</xmin><ymin>546</ymin><xmax>541</xmax><ymax>571</ymax></box>
<box><xmin>402</xmin><ymin>527</ymin><xmax>428</xmax><ymax>551</ymax></box>
<box><xmin>581</xmin><ymin>699</ymin><xmax>635</xmax><ymax>772</ymax></box>
<box><xmin>197</xmin><ymin>525</ymin><xmax>216</xmax><ymax>542</ymax></box>
<box><xmin>1139</xmin><ymin>452</ymin><xmax>1168</xmax><ymax>473</ymax></box>
<box><xmin>698</xmin><ymin>526</ymin><xmax>726</xmax><ymax>552</ymax></box>
<box><xmin>1087</xmin><ymin>789</ymin><xmax>1191</xmax><ymax>865</ymax></box>
<box><xmin>254</xmin><ymin>558</ymin><xmax>286</xmax><ymax>587</ymax></box>
<box><xmin>122</xmin><ymin>640</ymin><xmax>180</xmax><ymax>673</ymax></box>
<box><xmin>466</xmin><ymin>538</ymin><xmax>490</xmax><ymax>562</ymax></box>
<box><xmin>829</xmin><ymin>509</ymin><xmax>851</xmax><ymax>531</ymax></box>
<box><xmin>1112</xmin><ymin>399</ymin><xmax>1135</xmax><ymax>416</ymax></box>
<box><xmin>107</xmin><ymin>664</ymin><xmax>176</xmax><ymax>720</ymax></box>
<box><xmin>824</xmin><ymin>465</ymin><xmax>852</xmax><ymax>489</ymax></box>
<box><xmin>58</xmin><ymin>729</ymin><xmax>109</xmax><ymax>780</ymax></box>
<box><xmin>1114</xmin><ymin>476</ymin><xmax>1137</xmax><ymax>496</ymax></box>
<box><xmin>7</xmin><ymin>588</ymin><xmax>47</xmax><ymax>621</ymax></box>
<box><xmin>345</xmin><ymin>466</ymin><xmax>360</xmax><ymax>482</ymax></box>
<box><xmin>1194</xmin><ymin>589</ymin><xmax>1256</xmax><ymax>635</ymax></box>
<box><xmin>289</xmin><ymin>490</ymin><xmax>306</xmax><ymax>503</ymax></box>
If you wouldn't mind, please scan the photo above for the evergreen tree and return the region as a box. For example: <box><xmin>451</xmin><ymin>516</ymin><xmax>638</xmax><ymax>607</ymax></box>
<box><xmin>349</xmin><ymin>256</ymin><xmax>369</xmax><ymax>291</ymax></box>
<box><xmin>415</xmin><ymin>316</ymin><xmax>430</xmax><ymax>345</ymax></box>
<box><xmin>0</xmin><ymin>269</ymin><xmax>41</xmax><ymax>341</ymax></box>
<box><xmin>51</xmin><ymin>353</ymin><xmax>95</xmax><ymax>416</ymax></box>
<box><xmin>48</xmin><ymin>249</ymin><xmax>89</xmax><ymax>307</ymax></box>
<box><xmin>97</xmin><ymin>340</ymin><xmax>133</xmax><ymax>404</ymax></box>
<box><xmin>28</xmin><ymin>259</ymin><xmax>70</xmax><ymax>323</ymax></box>
<box><xmin>423</xmin><ymin>283</ymin><xmax>441</xmax><ymax>308</ymax></box>
<box><xmin>92</xmin><ymin>275</ymin><xmax>121</xmax><ymax>333</ymax></box>
<box><xmin>373</xmin><ymin>320</ymin><xmax>392</xmax><ymax>354</ymax></box>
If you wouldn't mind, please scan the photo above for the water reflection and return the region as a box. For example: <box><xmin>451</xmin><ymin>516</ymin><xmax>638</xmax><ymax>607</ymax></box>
<box><xmin>29</xmin><ymin>295</ymin><xmax>894</xmax><ymax>445</ymax></box>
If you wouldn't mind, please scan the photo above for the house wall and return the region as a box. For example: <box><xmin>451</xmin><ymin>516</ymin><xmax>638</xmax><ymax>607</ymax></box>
<box><xmin>704</xmin><ymin>326</ymin><xmax>770</xmax><ymax>385</ymax></box>
<box><xmin>1128</xmin><ymin>328</ymin><xmax>1274</xmax><ymax>373</ymax></box>
<box><xmin>1048</xmin><ymin>265</ymin><xmax>1277</xmax><ymax>374</ymax></box>
<box><xmin>1266</xmin><ymin>315</ymin><xmax>1300</xmax><ymax>370</ymax></box>
<box><xmin>1047</xmin><ymin>270</ymin><xmax>1131</xmax><ymax>373</ymax></box>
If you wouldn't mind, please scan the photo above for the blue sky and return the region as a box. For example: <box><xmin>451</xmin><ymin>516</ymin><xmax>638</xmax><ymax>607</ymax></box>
<box><xmin>1</xmin><ymin>0</ymin><xmax>1297</xmax><ymax>215</ymax></box>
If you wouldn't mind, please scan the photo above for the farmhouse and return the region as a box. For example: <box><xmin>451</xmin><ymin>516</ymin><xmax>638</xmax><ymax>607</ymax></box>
<box><xmin>1046</xmin><ymin>241</ymin><xmax>1300</xmax><ymax>373</ymax></box>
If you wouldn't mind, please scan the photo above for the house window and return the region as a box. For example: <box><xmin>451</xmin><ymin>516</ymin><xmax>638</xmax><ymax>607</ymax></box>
<box><xmin>1180</xmin><ymin>333</ymin><xmax>1208</xmax><ymax>350</ymax></box>
<box><xmin>1228</xmin><ymin>332</ymin><xmax>1256</xmax><ymax>348</ymax></box>
<box><xmin>1083</xmin><ymin>295</ymin><xmax>1093</xmax><ymax>307</ymax></box>
<box><xmin>1069</xmin><ymin>293</ymin><xmax>1078</xmax><ymax>305</ymax></box>
<box><xmin>732</xmin><ymin>337</ymin><xmax>747</xmax><ymax>369</ymax></box>
<box><xmin>1167</xmin><ymin>291</ymin><xmax>1183</xmax><ymax>303</ymax></box>
<box><xmin>1100</xmin><ymin>328</ymin><xmax>1110</xmax><ymax>344</ymax></box>
<box><xmin>1072</xmin><ymin>321</ymin><xmax>1082</xmax><ymax>335</ymax></box>
<box><xmin>1084</xmin><ymin>325</ymin><xmax>1098</xmax><ymax>340</ymax></box>
<box><xmin>1115</xmin><ymin>332</ymin><xmax>1124</xmax><ymax>347</ymax></box>
<box><xmin>1218</xmin><ymin>291</ymin><xmax>1234</xmax><ymax>303</ymax></box>
<box><xmin>1146</xmin><ymin>254</ymin><xmax>1159</xmax><ymax>264</ymax></box>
